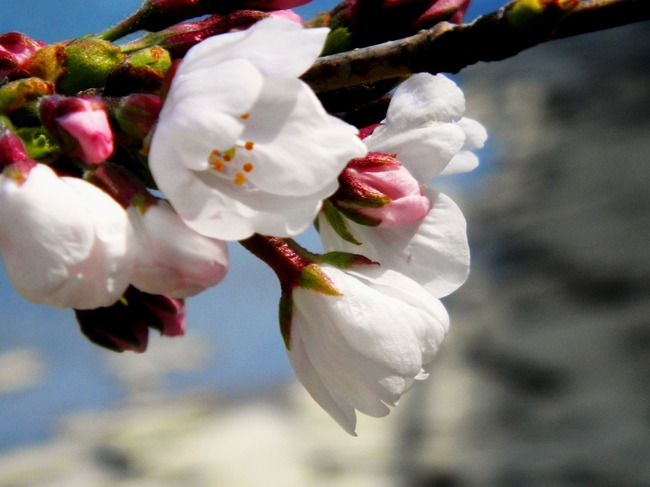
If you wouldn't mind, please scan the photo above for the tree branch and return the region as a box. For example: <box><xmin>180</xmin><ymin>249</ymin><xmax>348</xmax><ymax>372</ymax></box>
<box><xmin>301</xmin><ymin>0</ymin><xmax>650</xmax><ymax>93</ymax></box>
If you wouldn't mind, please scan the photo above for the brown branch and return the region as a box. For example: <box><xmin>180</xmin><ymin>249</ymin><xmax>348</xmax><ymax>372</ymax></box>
<box><xmin>301</xmin><ymin>0</ymin><xmax>650</xmax><ymax>93</ymax></box>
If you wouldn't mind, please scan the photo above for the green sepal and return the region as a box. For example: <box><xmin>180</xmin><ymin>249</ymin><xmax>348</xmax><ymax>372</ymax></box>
<box><xmin>316</xmin><ymin>251</ymin><xmax>379</xmax><ymax>270</ymax></box>
<box><xmin>321</xmin><ymin>199</ymin><xmax>362</xmax><ymax>245</ymax></box>
<box><xmin>15</xmin><ymin>127</ymin><xmax>60</xmax><ymax>162</ymax></box>
<box><xmin>0</xmin><ymin>77</ymin><xmax>54</xmax><ymax>113</ymax></box>
<box><xmin>321</xmin><ymin>27</ymin><xmax>354</xmax><ymax>56</ymax></box>
<box><xmin>126</xmin><ymin>46</ymin><xmax>171</xmax><ymax>72</ymax></box>
<box><xmin>299</xmin><ymin>263</ymin><xmax>342</xmax><ymax>297</ymax></box>
<box><xmin>336</xmin><ymin>204</ymin><xmax>382</xmax><ymax>227</ymax></box>
<box><xmin>279</xmin><ymin>293</ymin><xmax>293</xmax><ymax>350</ymax></box>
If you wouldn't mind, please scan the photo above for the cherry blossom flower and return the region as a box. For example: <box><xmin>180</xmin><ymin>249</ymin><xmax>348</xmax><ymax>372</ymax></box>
<box><xmin>128</xmin><ymin>199</ymin><xmax>229</xmax><ymax>298</ymax></box>
<box><xmin>0</xmin><ymin>164</ymin><xmax>134</xmax><ymax>309</ymax></box>
<box><xmin>287</xmin><ymin>264</ymin><xmax>449</xmax><ymax>435</ymax></box>
<box><xmin>319</xmin><ymin>73</ymin><xmax>486</xmax><ymax>297</ymax></box>
<box><xmin>149</xmin><ymin>17</ymin><xmax>367</xmax><ymax>241</ymax></box>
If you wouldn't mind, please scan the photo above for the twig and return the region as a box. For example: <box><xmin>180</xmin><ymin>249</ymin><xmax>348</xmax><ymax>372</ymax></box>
<box><xmin>301</xmin><ymin>0</ymin><xmax>650</xmax><ymax>93</ymax></box>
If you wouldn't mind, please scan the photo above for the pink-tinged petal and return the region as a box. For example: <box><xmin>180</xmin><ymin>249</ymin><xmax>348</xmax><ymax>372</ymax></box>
<box><xmin>56</xmin><ymin>108</ymin><xmax>114</xmax><ymax>164</ymax></box>
<box><xmin>129</xmin><ymin>200</ymin><xmax>229</xmax><ymax>298</ymax></box>
<box><xmin>268</xmin><ymin>9</ymin><xmax>303</xmax><ymax>24</ymax></box>
<box><xmin>332</xmin><ymin>155</ymin><xmax>430</xmax><ymax>228</ymax></box>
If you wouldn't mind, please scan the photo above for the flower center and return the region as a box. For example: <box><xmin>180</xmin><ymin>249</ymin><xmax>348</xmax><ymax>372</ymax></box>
<box><xmin>207</xmin><ymin>113</ymin><xmax>256</xmax><ymax>187</ymax></box>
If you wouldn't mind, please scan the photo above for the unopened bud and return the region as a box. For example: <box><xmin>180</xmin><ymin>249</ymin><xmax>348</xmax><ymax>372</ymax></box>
<box><xmin>19</xmin><ymin>44</ymin><xmax>67</xmax><ymax>86</ymax></box>
<box><xmin>39</xmin><ymin>95</ymin><xmax>114</xmax><ymax>165</ymax></box>
<box><xmin>325</xmin><ymin>0</ymin><xmax>470</xmax><ymax>54</ymax></box>
<box><xmin>105</xmin><ymin>46</ymin><xmax>171</xmax><ymax>96</ymax></box>
<box><xmin>121</xmin><ymin>11</ymin><xmax>268</xmax><ymax>58</ymax></box>
<box><xmin>331</xmin><ymin>152</ymin><xmax>430</xmax><ymax>228</ymax></box>
<box><xmin>109</xmin><ymin>93</ymin><xmax>162</xmax><ymax>142</ymax></box>
<box><xmin>0</xmin><ymin>32</ymin><xmax>46</xmax><ymax>79</ymax></box>
<box><xmin>0</xmin><ymin>122</ymin><xmax>37</xmax><ymax>181</ymax></box>
<box><xmin>59</xmin><ymin>39</ymin><xmax>125</xmax><ymax>94</ymax></box>
<box><xmin>100</xmin><ymin>0</ymin><xmax>311</xmax><ymax>41</ymax></box>
<box><xmin>75</xmin><ymin>286</ymin><xmax>186</xmax><ymax>353</ymax></box>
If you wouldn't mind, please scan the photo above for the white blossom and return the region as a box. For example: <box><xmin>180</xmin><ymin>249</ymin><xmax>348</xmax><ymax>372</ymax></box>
<box><xmin>287</xmin><ymin>264</ymin><xmax>449</xmax><ymax>434</ymax></box>
<box><xmin>320</xmin><ymin>73</ymin><xmax>486</xmax><ymax>296</ymax></box>
<box><xmin>149</xmin><ymin>18</ymin><xmax>366</xmax><ymax>241</ymax></box>
<box><xmin>0</xmin><ymin>164</ymin><xmax>134</xmax><ymax>309</ymax></box>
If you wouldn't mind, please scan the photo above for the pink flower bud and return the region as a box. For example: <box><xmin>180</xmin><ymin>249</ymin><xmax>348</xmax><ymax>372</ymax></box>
<box><xmin>0</xmin><ymin>32</ymin><xmax>46</xmax><ymax>79</ymax></box>
<box><xmin>333</xmin><ymin>152</ymin><xmax>430</xmax><ymax>228</ymax></box>
<box><xmin>414</xmin><ymin>0</ymin><xmax>471</xmax><ymax>28</ymax></box>
<box><xmin>75</xmin><ymin>287</ymin><xmax>186</xmax><ymax>353</ymax></box>
<box><xmin>39</xmin><ymin>96</ymin><xmax>114</xmax><ymax>165</ymax></box>
<box><xmin>268</xmin><ymin>9</ymin><xmax>303</xmax><ymax>24</ymax></box>
<box><xmin>327</xmin><ymin>0</ymin><xmax>470</xmax><ymax>53</ymax></box>
<box><xmin>112</xmin><ymin>93</ymin><xmax>162</xmax><ymax>141</ymax></box>
<box><xmin>0</xmin><ymin>125</ymin><xmax>37</xmax><ymax>185</ymax></box>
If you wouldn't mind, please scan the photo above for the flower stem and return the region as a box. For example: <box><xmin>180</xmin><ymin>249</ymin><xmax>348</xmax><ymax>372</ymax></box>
<box><xmin>239</xmin><ymin>235</ymin><xmax>313</xmax><ymax>290</ymax></box>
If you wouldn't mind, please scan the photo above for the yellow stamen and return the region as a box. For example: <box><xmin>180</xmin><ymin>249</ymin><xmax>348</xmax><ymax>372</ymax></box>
<box><xmin>243</xmin><ymin>163</ymin><xmax>254</xmax><ymax>173</ymax></box>
<box><xmin>209</xmin><ymin>150</ymin><xmax>225</xmax><ymax>171</ymax></box>
<box><xmin>241</xmin><ymin>113</ymin><xmax>250</xmax><ymax>120</ymax></box>
<box><xmin>244</xmin><ymin>141</ymin><xmax>254</xmax><ymax>150</ymax></box>
<box><xmin>233</xmin><ymin>173</ymin><xmax>246</xmax><ymax>186</ymax></box>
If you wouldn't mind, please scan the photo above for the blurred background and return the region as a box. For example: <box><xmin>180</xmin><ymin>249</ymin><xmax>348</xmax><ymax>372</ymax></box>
<box><xmin>1</xmin><ymin>1</ymin><xmax>649</xmax><ymax>485</ymax></box>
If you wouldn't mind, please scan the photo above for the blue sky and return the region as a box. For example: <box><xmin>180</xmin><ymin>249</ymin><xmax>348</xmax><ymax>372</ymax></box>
<box><xmin>0</xmin><ymin>0</ymin><xmax>500</xmax><ymax>450</ymax></box>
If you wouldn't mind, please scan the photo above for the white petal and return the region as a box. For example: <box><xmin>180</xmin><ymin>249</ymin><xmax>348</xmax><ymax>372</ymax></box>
<box><xmin>243</xmin><ymin>78</ymin><xmax>366</xmax><ymax>196</ymax></box>
<box><xmin>0</xmin><ymin>166</ymin><xmax>133</xmax><ymax>309</ymax></box>
<box><xmin>440</xmin><ymin>118</ymin><xmax>487</xmax><ymax>176</ymax></box>
<box><xmin>129</xmin><ymin>201</ymin><xmax>229</xmax><ymax>298</ymax></box>
<box><xmin>288</xmin><ymin>265</ymin><xmax>448</xmax><ymax>430</ymax></box>
<box><xmin>181</xmin><ymin>18</ymin><xmax>328</xmax><ymax>79</ymax></box>
<box><xmin>287</xmin><ymin>325</ymin><xmax>358</xmax><ymax>435</ymax></box>
<box><xmin>319</xmin><ymin>190</ymin><xmax>470</xmax><ymax>297</ymax></box>
<box><xmin>0</xmin><ymin>166</ymin><xmax>94</xmax><ymax>304</ymax></box>
<box><xmin>385</xmin><ymin>73</ymin><xmax>466</xmax><ymax>128</ymax></box>
<box><xmin>153</xmin><ymin>58</ymin><xmax>264</xmax><ymax>172</ymax></box>
<box><xmin>59</xmin><ymin>177</ymin><xmax>135</xmax><ymax>308</ymax></box>
<box><xmin>366</xmin><ymin>122</ymin><xmax>465</xmax><ymax>183</ymax></box>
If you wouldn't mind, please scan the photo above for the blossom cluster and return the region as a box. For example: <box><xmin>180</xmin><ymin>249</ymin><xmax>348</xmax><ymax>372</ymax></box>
<box><xmin>1</xmin><ymin>0</ymin><xmax>484</xmax><ymax>433</ymax></box>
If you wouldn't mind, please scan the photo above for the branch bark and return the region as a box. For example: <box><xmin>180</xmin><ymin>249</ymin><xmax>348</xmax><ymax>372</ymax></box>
<box><xmin>301</xmin><ymin>0</ymin><xmax>650</xmax><ymax>93</ymax></box>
